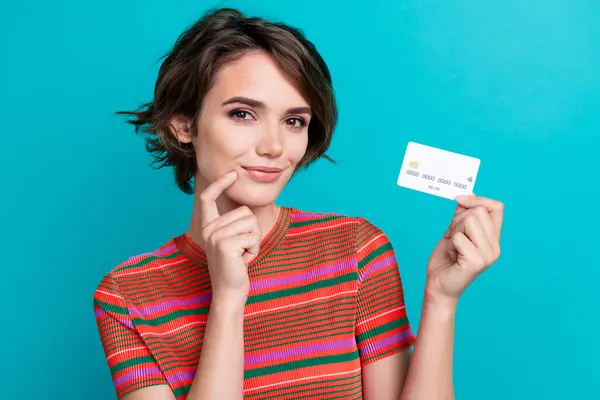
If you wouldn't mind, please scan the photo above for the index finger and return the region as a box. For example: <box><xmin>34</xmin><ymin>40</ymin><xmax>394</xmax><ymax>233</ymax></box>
<box><xmin>455</xmin><ymin>194</ymin><xmax>504</xmax><ymax>239</ymax></box>
<box><xmin>199</xmin><ymin>171</ymin><xmax>238</xmax><ymax>227</ymax></box>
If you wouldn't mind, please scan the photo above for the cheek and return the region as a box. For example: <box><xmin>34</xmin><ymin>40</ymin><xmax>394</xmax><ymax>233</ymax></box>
<box><xmin>286</xmin><ymin>132</ymin><xmax>309</xmax><ymax>166</ymax></box>
<box><xmin>194</xmin><ymin>120</ymin><xmax>249</xmax><ymax>177</ymax></box>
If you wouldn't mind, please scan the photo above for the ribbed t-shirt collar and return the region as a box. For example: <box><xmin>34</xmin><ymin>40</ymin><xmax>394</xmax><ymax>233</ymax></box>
<box><xmin>174</xmin><ymin>206</ymin><xmax>292</xmax><ymax>267</ymax></box>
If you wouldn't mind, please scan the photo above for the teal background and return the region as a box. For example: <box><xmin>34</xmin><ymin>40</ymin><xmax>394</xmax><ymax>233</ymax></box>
<box><xmin>2</xmin><ymin>0</ymin><xmax>598</xmax><ymax>398</ymax></box>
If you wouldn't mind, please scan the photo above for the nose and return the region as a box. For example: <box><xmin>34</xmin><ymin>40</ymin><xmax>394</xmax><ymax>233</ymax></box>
<box><xmin>256</xmin><ymin>124</ymin><xmax>283</xmax><ymax>158</ymax></box>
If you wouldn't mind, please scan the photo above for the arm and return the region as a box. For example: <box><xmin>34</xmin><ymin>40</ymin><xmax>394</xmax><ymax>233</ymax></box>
<box><xmin>354</xmin><ymin>218</ymin><xmax>416</xmax><ymax>399</ymax></box>
<box><xmin>121</xmin><ymin>173</ymin><xmax>257</xmax><ymax>400</ymax></box>
<box><xmin>97</xmin><ymin>279</ymin><xmax>247</xmax><ymax>400</ymax></box>
<box><xmin>399</xmin><ymin>297</ymin><xmax>455</xmax><ymax>400</ymax></box>
<box><xmin>185</xmin><ymin>295</ymin><xmax>246</xmax><ymax>400</ymax></box>
<box><xmin>94</xmin><ymin>275</ymin><xmax>174</xmax><ymax>400</ymax></box>
<box><xmin>121</xmin><ymin>297</ymin><xmax>246</xmax><ymax>400</ymax></box>
<box><xmin>355</xmin><ymin>217</ymin><xmax>454</xmax><ymax>400</ymax></box>
<box><xmin>361</xmin><ymin>297</ymin><xmax>455</xmax><ymax>400</ymax></box>
<box><xmin>364</xmin><ymin>195</ymin><xmax>504</xmax><ymax>400</ymax></box>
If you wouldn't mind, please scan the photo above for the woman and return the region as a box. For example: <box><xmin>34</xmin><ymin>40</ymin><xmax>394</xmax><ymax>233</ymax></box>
<box><xmin>93</xmin><ymin>7</ymin><xmax>504</xmax><ymax>400</ymax></box>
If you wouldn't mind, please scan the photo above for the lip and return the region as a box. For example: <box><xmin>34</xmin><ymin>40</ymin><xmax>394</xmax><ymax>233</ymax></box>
<box><xmin>242</xmin><ymin>166</ymin><xmax>284</xmax><ymax>183</ymax></box>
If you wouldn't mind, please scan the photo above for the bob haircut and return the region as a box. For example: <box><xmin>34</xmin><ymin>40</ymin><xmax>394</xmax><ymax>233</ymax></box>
<box><xmin>118</xmin><ymin>7</ymin><xmax>337</xmax><ymax>194</ymax></box>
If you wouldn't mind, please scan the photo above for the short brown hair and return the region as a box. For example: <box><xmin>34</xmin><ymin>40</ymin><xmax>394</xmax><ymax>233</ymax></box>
<box><xmin>117</xmin><ymin>7</ymin><xmax>337</xmax><ymax>194</ymax></box>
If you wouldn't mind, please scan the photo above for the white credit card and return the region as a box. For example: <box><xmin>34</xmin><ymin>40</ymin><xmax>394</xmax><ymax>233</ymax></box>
<box><xmin>397</xmin><ymin>142</ymin><xmax>480</xmax><ymax>200</ymax></box>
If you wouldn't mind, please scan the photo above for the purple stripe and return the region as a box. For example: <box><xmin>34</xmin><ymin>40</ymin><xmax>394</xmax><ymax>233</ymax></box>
<box><xmin>292</xmin><ymin>212</ymin><xmax>324</xmax><ymax>221</ymax></box>
<box><xmin>120</xmin><ymin>317</ymin><xmax>135</xmax><ymax>330</ymax></box>
<box><xmin>114</xmin><ymin>367</ymin><xmax>163</xmax><ymax>387</ymax></box>
<box><xmin>152</xmin><ymin>243</ymin><xmax>177</xmax><ymax>256</ymax></box>
<box><xmin>359</xmin><ymin>328</ymin><xmax>415</xmax><ymax>358</ymax></box>
<box><xmin>124</xmin><ymin>244</ymin><xmax>177</xmax><ymax>264</ymax></box>
<box><xmin>94</xmin><ymin>307</ymin><xmax>107</xmax><ymax>319</ymax></box>
<box><xmin>96</xmin><ymin>307</ymin><xmax>134</xmax><ymax>329</ymax></box>
<box><xmin>245</xmin><ymin>337</ymin><xmax>356</xmax><ymax>365</ymax></box>
<box><xmin>115</xmin><ymin>368</ymin><xmax>195</xmax><ymax>388</ymax></box>
<box><xmin>129</xmin><ymin>294</ymin><xmax>212</xmax><ymax>318</ymax></box>
<box><xmin>165</xmin><ymin>370</ymin><xmax>195</xmax><ymax>385</ymax></box>
<box><xmin>250</xmin><ymin>258</ymin><xmax>355</xmax><ymax>292</ymax></box>
<box><xmin>358</xmin><ymin>255</ymin><xmax>396</xmax><ymax>284</ymax></box>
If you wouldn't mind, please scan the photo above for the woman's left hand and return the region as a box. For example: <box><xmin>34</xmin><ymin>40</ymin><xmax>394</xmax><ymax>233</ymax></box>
<box><xmin>425</xmin><ymin>194</ymin><xmax>505</xmax><ymax>306</ymax></box>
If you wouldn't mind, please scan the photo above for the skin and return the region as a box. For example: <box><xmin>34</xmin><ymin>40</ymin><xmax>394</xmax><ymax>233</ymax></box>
<box><xmin>122</xmin><ymin>50</ymin><xmax>504</xmax><ymax>400</ymax></box>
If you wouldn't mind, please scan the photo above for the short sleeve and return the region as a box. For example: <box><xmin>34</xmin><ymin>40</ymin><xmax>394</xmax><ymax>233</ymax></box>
<box><xmin>354</xmin><ymin>218</ymin><xmax>416</xmax><ymax>365</ymax></box>
<box><xmin>93</xmin><ymin>274</ymin><xmax>169</xmax><ymax>399</ymax></box>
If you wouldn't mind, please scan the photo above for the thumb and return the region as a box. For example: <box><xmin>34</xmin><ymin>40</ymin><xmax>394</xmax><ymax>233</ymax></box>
<box><xmin>454</xmin><ymin>191</ymin><xmax>474</xmax><ymax>215</ymax></box>
<box><xmin>444</xmin><ymin>192</ymin><xmax>474</xmax><ymax>238</ymax></box>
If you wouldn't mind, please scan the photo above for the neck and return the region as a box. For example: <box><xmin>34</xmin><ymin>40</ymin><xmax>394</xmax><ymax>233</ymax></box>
<box><xmin>186</xmin><ymin>175</ymin><xmax>280</xmax><ymax>247</ymax></box>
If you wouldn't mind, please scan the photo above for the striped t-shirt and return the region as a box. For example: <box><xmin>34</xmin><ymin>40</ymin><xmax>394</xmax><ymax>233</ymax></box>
<box><xmin>93</xmin><ymin>206</ymin><xmax>416</xmax><ymax>399</ymax></box>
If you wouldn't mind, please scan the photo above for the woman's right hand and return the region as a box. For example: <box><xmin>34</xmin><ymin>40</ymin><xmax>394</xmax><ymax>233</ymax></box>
<box><xmin>198</xmin><ymin>171</ymin><xmax>262</xmax><ymax>301</ymax></box>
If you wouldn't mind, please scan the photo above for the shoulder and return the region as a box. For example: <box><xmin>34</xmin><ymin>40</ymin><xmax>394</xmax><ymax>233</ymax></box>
<box><xmin>286</xmin><ymin>207</ymin><xmax>400</xmax><ymax>285</ymax></box>
<box><xmin>287</xmin><ymin>206</ymin><xmax>391</xmax><ymax>247</ymax></box>
<box><xmin>93</xmin><ymin>238</ymin><xmax>181</xmax><ymax>307</ymax></box>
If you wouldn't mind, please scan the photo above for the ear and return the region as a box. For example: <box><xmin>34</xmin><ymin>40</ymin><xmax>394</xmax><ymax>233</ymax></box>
<box><xmin>169</xmin><ymin>115</ymin><xmax>194</xmax><ymax>143</ymax></box>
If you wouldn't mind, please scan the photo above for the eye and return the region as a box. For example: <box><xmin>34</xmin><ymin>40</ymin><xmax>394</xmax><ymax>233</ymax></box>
<box><xmin>228</xmin><ymin>110</ymin><xmax>254</xmax><ymax>121</ymax></box>
<box><xmin>284</xmin><ymin>117</ymin><xmax>306</xmax><ymax>129</ymax></box>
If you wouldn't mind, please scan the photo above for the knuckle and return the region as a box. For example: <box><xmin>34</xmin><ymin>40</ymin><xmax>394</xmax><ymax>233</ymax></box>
<box><xmin>450</xmin><ymin>231</ymin><xmax>463</xmax><ymax>243</ymax></box>
<box><xmin>474</xmin><ymin>206</ymin><xmax>487</xmax><ymax>216</ymax></box>
<box><xmin>209</xmin><ymin>232</ymin><xmax>221</xmax><ymax>248</ymax></box>
<box><xmin>475</xmin><ymin>253</ymin><xmax>487</xmax><ymax>267</ymax></box>
<box><xmin>484</xmin><ymin>253</ymin><xmax>494</xmax><ymax>266</ymax></box>
<box><xmin>199</xmin><ymin>191</ymin><xmax>211</xmax><ymax>204</ymax></box>
<box><xmin>464</xmin><ymin>214</ymin><xmax>478</xmax><ymax>226</ymax></box>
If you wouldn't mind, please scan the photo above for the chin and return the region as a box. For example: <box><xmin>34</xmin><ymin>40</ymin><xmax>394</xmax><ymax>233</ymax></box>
<box><xmin>225</xmin><ymin>184</ymin><xmax>282</xmax><ymax>208</ymax></box>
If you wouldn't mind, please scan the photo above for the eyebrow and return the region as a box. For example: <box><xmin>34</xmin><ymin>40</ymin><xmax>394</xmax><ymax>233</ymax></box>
<box><xmin>221</xmin><ymin>96</ymin><xmax>312</xmax><ymax>116</ymax></box>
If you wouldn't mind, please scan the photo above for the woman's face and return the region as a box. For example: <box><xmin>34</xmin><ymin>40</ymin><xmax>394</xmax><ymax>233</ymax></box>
<box><xmin>173</xmin><ymin>50</ymin><xmax>311</xmax><ymax>207</ymax></box>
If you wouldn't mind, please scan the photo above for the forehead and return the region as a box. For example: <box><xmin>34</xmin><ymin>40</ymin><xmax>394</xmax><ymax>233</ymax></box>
<box><xmin>208</xmin><ymin>50</ymin><xmax>309</xmax><ymax>107</ymax></box>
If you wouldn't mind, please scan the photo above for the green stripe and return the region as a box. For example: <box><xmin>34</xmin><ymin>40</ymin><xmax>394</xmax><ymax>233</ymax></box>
<box><xmin>132</xmin><ymin>306</ymin><xmax>210</xmax><ymax>327</ymax></box>
<box><xmin>358</xmin><ymin>242</ymin><xmax>392</xmax><ymax>269</ymax></box>
<box><xmin>250</xmin><ymin>247</ymin><xmax>352</xmax><ymax>277</ymax></box>
<box><xmin>110</xmin><ymin>356</ymin><xmax>156</xmax><ymax>375</ymax></box>
<box><xmin>117</xmin><ymin>252</ymin><xmax>180</xmax><ymax>271</ymax></box>
<box><xmin>173</xmin><ymin>385</ymin><xmax>190</xmax><ymax>398</ymax></box>
<box><xmin>245</xmin><ymin>350</ymin><xmax>359</xmax><ymax>379</ymax></box>
<box><xmin>246</xmin><ymin>272</ymin><xmax>357</xmax><ymax>305</ymax></box>
<box><xmin>95</xmin><ymin>298</ymin><xmax>128</xmax><ymax>316</ymax></box>
<box><xmin>356</xmin><ymin>317</ymin><xmax>408</xmax><ymax>344</ymax></box>
<box><xmin>290</xmin><ymin>214</ymin><xmax>346</xmax><ymax>228</ymax></box>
